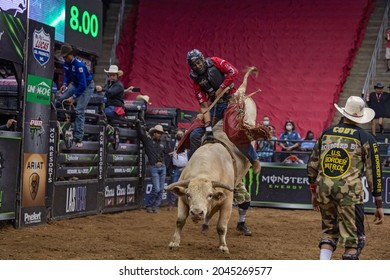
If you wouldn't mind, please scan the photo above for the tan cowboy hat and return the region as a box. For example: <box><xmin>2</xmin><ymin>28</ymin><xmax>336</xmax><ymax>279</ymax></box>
<box><xmin>136</xmin><ymin>94</ymin><xmax>151</xmax><ymax>104</ymax></box>
<box><xmin>60</xmin><ymin>44</ymin><xmax>74</xmax><ymax>57</ymax></box>
<box><xmin>149</xmin><ymin>124</ymin><xmax>165</xmax><ymax>134</ymax></box>
<box><xmin>334</xmin><ymin>96</ymin><xmax>375</xmax><ymax>124</ymax></box>
<box><xmin>104</xmin><ymin>65</ymin><xmax>123</xmax><ymax>77</ymax></box>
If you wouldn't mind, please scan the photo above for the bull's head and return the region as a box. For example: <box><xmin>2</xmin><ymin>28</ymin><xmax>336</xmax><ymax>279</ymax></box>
<box><xmin>165</xmin><ymin>179</ymin><xmax>233</xmax><ymax>223</ymax></box>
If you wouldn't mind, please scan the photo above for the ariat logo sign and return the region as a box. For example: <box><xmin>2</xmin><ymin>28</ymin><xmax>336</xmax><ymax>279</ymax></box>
<box><xmin>26</xmin><ymin>74</ymin><xmax>52</xmax><ymax>105</ymax></box>
<box><xmin>0</xmin><ymin>0</ymin><xmax>27</xmax><ymax>17</ymax></box>
<box><xmin>32</xmin><ymin>27</ymin><xmax>51</xmax><ymax>66</ymax></box>
<box><xmin>322</xmin><ymin>148</ymin><xmax>351</xmax><ymax>178</ymax></box>
<box><xmin>29</xmin><ymin>172</ymin><xmax>40</xmax><ymax>200</ymax></box>
<box><xmin>24</xmin><ymin>211</ymin><xmax>42</xmax><ymax>224</ymax></box>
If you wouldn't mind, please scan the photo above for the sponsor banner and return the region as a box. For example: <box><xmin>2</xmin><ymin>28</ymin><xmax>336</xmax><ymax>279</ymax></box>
<box><xmin>102</xmin><ymin>179</ymin><xmax>140</xmax><ymax>213</ymax></box>
<box><xmin>21</xmin><ymin>153</ymin><xmax>47</xmax><ymax>208</ymax></box>
<box><xmin>20</xmin><ymin>206</ymin><xmax>46</xmax><ymax>226</ymax></box>
<box><xmin>26</xmin><ymin>20</ymin><xmax>54</xmax><ymax>76</ymax></box>
<box><xmin>26</xmin><ymin>74</ymin><xmax>52</xmax><ymax>105</ymax></box>
<box><xmin>245</xmin><ymin>163</ymin><xmax>390</xmax><ymax>214</ymax></box>
<box><xmin>52</xmin><ymin>181</ymin><xmax>98</xmax><ymax>219</ymax></box>
<box><xmin>0</xmin><ymin>12</ymin><xmax>26</xmax><ymax>63</ymax></box>
<box><xmin>32</xmin><ymin>27</ymin><xmax>51</xmax><ymax>66</ymax></box>
<box><xmin>0</xmin><ymin>133</ymin><xmax>22</xmax><ymax>220</ymax></box>
<box><xmin>19</xmin><ymin>20</ymin><xmax>54</xmax><ymax>227</ymax></box>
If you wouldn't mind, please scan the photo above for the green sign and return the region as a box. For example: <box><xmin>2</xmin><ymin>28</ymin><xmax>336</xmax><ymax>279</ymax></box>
<box><xmin>26</xmin><ymin>74</ymin><xmax>52</xmax><ymax>105</ymax></box>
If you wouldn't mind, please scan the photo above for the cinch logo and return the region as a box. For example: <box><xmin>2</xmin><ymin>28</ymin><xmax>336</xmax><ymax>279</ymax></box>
<box><xmin>32</xmin><ymin>27</ymin><xmax>51</xmax><ymax>66</ymax></box>
<box><xmin>0</xmin><ymin>0</ymin><xmax>26</xmax><ymax>17</ymax></box>
<box><xmin>26</xmin><ymin>74</ymin><xmax>52</xmax><ymax>105</ymax></box>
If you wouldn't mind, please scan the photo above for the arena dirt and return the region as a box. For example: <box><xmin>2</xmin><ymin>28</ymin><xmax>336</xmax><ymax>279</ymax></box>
<box><xmin>0</xmin><ymin>207</ymin><xmax>389</xmax><ymax>260</ymax></box>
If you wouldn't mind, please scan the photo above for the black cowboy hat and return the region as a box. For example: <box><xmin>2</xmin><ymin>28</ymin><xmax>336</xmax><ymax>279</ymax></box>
<box><xmin>60</xmin><ymin>44</ymin><xmax>74</xmax><ymax>57</ymax></box>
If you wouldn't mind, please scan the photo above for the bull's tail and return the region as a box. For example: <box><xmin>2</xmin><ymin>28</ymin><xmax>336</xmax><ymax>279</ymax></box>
<box><xmin>236</xmin><ymin>66</ymin><xmax>258</xmax><ymax>95</ymax></box>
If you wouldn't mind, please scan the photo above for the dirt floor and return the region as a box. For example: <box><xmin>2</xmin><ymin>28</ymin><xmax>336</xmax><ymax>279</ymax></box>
<box><xmin>0</xmin><ymin>206</ymin><xmax>389</xmax><ymax>260</ymax></box>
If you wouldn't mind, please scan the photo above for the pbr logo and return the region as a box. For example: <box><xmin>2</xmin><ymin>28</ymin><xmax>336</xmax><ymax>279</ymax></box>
<box><xmin>32</xmin><ymin>28</ymin><xmax>51</xmax><ymax>66</ymax></box>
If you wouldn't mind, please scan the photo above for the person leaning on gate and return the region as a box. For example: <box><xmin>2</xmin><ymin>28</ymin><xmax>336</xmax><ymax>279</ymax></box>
<box><xmin>95</xmin><ymin>65</ymin><xmax>125</xmax><ymax>119</ymax></box>
<box><xmin>307</xmin><ymin>96</ymin><xmax>384</xmax><ymax>260</ymax></box>
<box><xmin>186</xmin><ymin>49</ymin><xmax>256</xmax><ymax>236</ymax></box>
<box><xmin>136</xmin><ymin>122</ymin><xmax>170</xmax><ymax>213</ymax></box>
<box><xmin>58</xmin><ymin>44</ymin><xmax>94</xmax><ymax>145</ymax></box>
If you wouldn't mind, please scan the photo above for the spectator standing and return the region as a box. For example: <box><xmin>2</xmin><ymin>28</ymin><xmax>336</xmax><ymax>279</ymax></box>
<box><xmin>366</xmin><ymin>82</ymin><xmax>389</xmax><ymax>136</ymax></box>
<box><xmin>167</xmin><ymin>129</ymin><xmax>188</xmax><ymax>210</ymax></box>
<box><xmin>95</xmin><ymin>65</ymin><xmax>125</xmax><ymax>119</ymax></box>
<box><xmin>256</xmin><ymin>125</ymin><xmax>277</xmax><ymax>162</ymax></box>
<box><xmin>307</xmin><ymin>96</ymin><xmax>384</xmax><ymax>260</ymax></box>
<box><xmin>136</xmin><ymin>122</ymin><xmax>170</xmax><ymax>213</ymax></box>
<box><xmin>386</xmin><ymin>28</ymin><xmax>390</xmax><ymax>72</ymax></box>
<box><xmin>278</xmin><ymin>119</ymin><xmax>301</xmax><ymax>162</ymax></box>
<box><xmin>58</xmin><ymin>44</ymin><xmax>94</xmax><ymax>144</ymax></box>
<box><xmin>300</xmin><ymin>130</ymin><xmax>316</xmax><ymax>163</ymax></box>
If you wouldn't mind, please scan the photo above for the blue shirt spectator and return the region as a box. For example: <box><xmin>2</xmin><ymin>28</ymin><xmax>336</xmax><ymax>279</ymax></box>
<box><xmin>278</xmin><ymin>120</ymin><xmax>301</xmax><ymax>161</ymax></box>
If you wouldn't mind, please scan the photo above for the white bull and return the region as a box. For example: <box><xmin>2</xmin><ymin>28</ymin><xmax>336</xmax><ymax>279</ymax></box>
<box><xmin>165</xmin><ymin>124</ymin><xmax>248</xmax><ymax>253</ymax></box>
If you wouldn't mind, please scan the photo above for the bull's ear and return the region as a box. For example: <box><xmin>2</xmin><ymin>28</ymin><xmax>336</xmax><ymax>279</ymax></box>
<box><xmin>211</xmin><ymin>181</ymin><xmax>234</xmax><ymax>192</ymax></box>
<box><xmin>213</xmin><ymin>191</ymin><xmax>226</xmax><ymax>202</ymax></box>
<box><xmin>165</xmin><ymin>180</ymin><xmax>190</xmax><ymax>196</ymax></box>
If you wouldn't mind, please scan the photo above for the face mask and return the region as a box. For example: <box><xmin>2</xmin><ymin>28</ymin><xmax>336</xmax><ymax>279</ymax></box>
<box><xmin>176</xmin><ymin>135</ymin><xmax>183</xmax><ymax>140</ymax></box>
<box><xmin>263</xmin><ymin>120</ymin><xmax>269</xmax><ymax>126</ymax></box>
<box><xmin>286</xmin><ymin>125</ymin><xmax>293</xmax><ymax>131</ymax></box>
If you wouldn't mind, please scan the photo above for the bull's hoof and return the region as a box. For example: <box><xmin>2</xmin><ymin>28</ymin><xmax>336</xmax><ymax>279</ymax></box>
<box><xmin>201</xmin><ymin>224</ymin><xmax>209</xmax><ymax>234</ymax></box>
<box><xmin>169</xmin><ymin>241</ymin><xmax>180</xmax><ymax>250</ymax></box>
<box><xmin>218</xmin><ymin>245</ymin><xmax>230</xmax><ymax>254</ymax></box>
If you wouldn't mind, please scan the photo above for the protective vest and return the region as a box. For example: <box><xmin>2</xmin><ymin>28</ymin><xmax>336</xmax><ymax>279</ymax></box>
<box><xmin>190</xmin><ymin>58</ymin><xmax>227</xmax><ymax>101</ymax></box>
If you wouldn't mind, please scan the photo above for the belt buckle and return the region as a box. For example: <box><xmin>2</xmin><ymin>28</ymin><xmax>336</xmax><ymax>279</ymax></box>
<box><xmin>155</xmin><ymin>162</ymin><xmax>163</xmax><ymax>167</ymax></box>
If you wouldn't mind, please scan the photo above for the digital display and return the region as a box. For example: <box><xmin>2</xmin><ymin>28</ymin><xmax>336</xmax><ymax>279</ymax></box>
<box><xmin>28</xmin><ymin>0</ymin><xmax>65</xmax><ymax>42</ymax></box>
<box><xmin>65</xmin><ymin>0</ymin><xmax>102</xmax><ymax>55</ymax></box>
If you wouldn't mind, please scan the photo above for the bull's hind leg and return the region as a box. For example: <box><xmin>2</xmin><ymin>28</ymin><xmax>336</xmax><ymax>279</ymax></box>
<box><xmin>169</xmin><ymin>199</ymin><xmax>189</xmax><ymax>250</ymax></box>
<box><xmin>216</xmin><ymin>204</ymin><xmax>233</xmax><ymax>253</ymax></box>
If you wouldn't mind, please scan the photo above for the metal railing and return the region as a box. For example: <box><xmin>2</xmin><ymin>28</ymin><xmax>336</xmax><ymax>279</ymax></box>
<box><xmin>362</xmin><ymin>0</ymin><xmax>390</xmax><ymax>100</ymax></box>
<box><xmin>109</xmin><ymin>0</ymin><xmax>126</xmax><ymax>67</ymax></box>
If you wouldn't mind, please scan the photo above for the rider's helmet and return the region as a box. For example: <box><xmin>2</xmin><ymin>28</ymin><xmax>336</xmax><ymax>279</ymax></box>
<box><xmin>187</xmin><ymin>49</ymin><xmax>206</xmax><ymax>74</ymax></box>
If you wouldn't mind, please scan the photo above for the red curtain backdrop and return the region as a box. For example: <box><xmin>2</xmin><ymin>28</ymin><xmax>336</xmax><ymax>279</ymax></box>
<box><xmin>117</xmin><ymin>0</ymin><xmax>374</xmax><ymax>138</ymax></box>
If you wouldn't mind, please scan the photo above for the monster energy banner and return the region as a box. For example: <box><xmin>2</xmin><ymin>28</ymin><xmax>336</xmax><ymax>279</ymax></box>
<box><xmin>0</xmin><ymin>131</ymin><xmax>22</xmax><ymax>220</ymax></box>
<box><xmin>0</xmin><ymin>12</ymin><xmax>26</xmax><ymax>64</ymax></box>
<box><xmin>19</xmin><ymin>20</ymin><xmax>54</xmax><ymax>227</ymax></box>
<box><xmin>245</xmin><ymin>163</ymin><xmax>390</xmax><ymax>214</ymax></box>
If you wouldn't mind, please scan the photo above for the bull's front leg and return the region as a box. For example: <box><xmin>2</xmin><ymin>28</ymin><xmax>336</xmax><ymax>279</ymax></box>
<box><xmin>169</xmin><ymin>199</ymin><xmax>189</xmax><ymax>250</ymax></box>
<box><xmin>216</xmin><ymin>203</ymin><xmax>232</xmax><ymax>253</ymax></box>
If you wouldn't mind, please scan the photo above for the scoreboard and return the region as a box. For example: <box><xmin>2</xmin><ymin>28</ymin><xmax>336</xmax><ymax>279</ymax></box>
<box><xmin>27</xmin><ymin>0</ymin><xmax>102</xmax><ymax>55</ymax></box>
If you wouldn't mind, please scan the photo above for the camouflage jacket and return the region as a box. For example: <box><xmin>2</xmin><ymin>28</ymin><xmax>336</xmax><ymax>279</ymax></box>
<box><xmin>307</xmin><ymin>122</ymin><xmax>382</xmax><ymax>197</ymax></box>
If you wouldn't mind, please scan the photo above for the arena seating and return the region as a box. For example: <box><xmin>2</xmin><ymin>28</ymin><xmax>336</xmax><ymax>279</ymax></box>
<box><xmin>116</xmin><ymin>0</ymin><xmax>374</xmax><ymax>138</ymax></box>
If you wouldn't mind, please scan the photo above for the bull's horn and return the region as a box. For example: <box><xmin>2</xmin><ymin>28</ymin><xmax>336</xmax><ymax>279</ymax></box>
<box><xmin>211</xmin><ymin>181</ymin><xmax>234</xmax><ymax>192</ymax></box>
<box><xmin>165</xmin><ymin>180</ymin><xmax>190</xmax><ymax>190</ymax></box>
<box><xmin>236</xmin><ymin>66</ymin><xmax>258</xmax><ymax>94</ymax></box>
<box><xmin>247</xmin><ymin>88</ymin><xmax>262</xmax><ymax>98</ymax></box>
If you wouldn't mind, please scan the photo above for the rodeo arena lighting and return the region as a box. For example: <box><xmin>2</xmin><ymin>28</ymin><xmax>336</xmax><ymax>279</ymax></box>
<box><xmin>0</xmin><ymin>0</ymin><xmax>389</xmax><ymax>279</ymax></box>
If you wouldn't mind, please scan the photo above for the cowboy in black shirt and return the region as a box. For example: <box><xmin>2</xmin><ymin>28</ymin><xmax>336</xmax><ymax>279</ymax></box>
<box><xmin>136</xmin><ymin>122</ymin><xmax>170</xmax><ymax>213</ymax></box>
